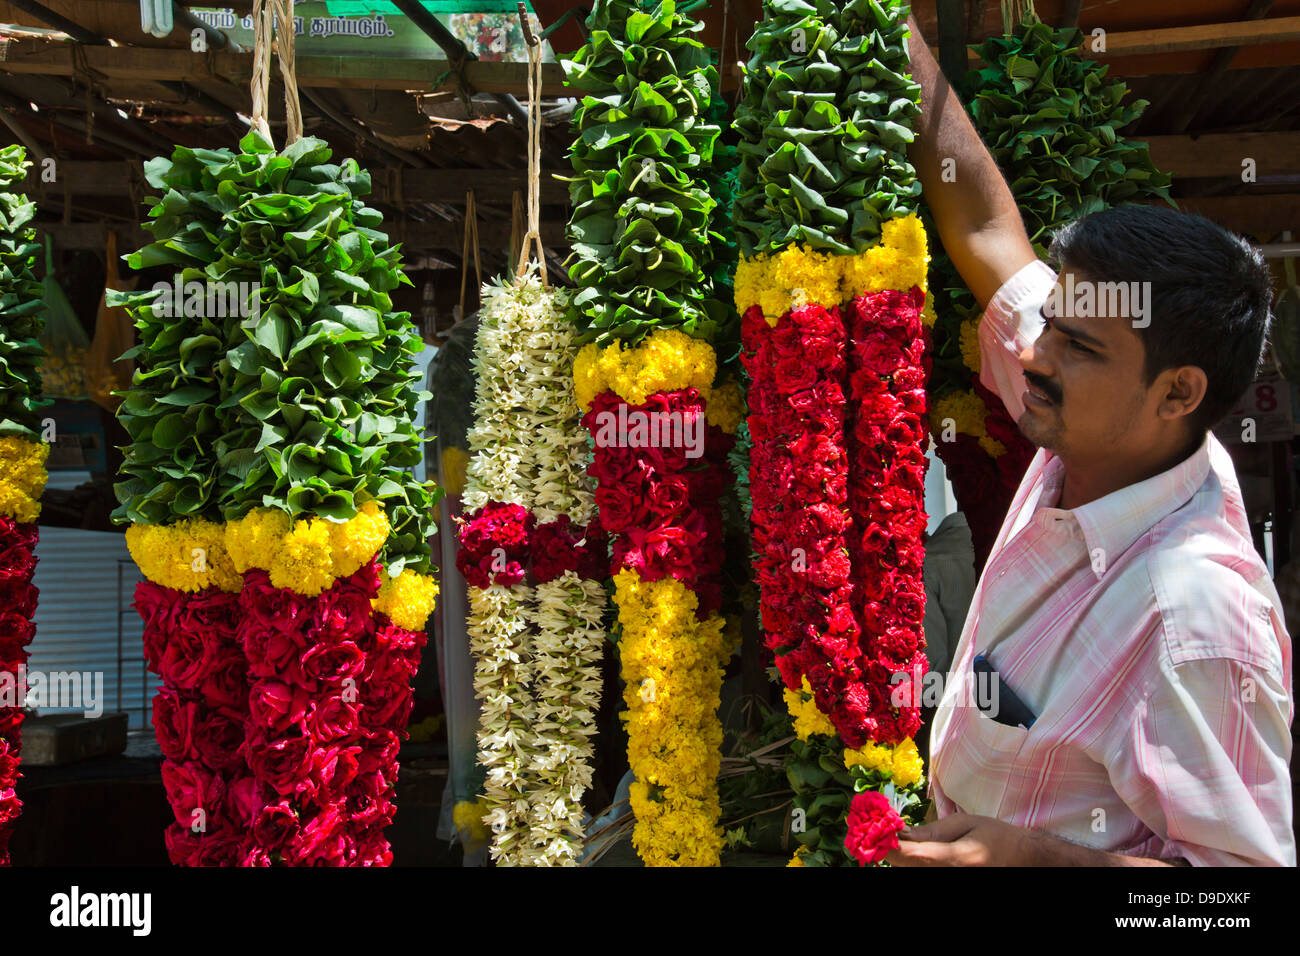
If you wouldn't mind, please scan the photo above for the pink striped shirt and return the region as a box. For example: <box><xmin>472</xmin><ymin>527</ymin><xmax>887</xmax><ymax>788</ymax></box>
<box><xmin>929</xmin><ymin>259</ymin><xmax>1295</xmax><ymax>866</ymax></box>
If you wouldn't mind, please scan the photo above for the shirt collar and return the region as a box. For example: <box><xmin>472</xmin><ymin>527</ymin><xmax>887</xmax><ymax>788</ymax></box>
<box><xmin>1061</xmin><ymin>433</ymin><xmax>1213</xmax><ymax>580</ymax></box>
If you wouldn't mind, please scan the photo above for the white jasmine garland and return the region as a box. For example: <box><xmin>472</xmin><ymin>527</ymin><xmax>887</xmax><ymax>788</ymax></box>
<box><xmin>463</xmin><ymin>263</ymin><xmax>607</xmax><ymax>866</ymax></box>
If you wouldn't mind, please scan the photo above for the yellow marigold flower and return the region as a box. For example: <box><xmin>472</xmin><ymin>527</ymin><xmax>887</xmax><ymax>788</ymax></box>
<box><xmin>783</xmin><ymin>676</ymin><xmax>837</xmax><ymax>741</ymax></box>
<box><xmin>929</xmin><ymin>390</ymin><xmax>987</xmax><ymax>442</ymax></box>
<box><xmin>125</xmin><ymin>520</ymin><xmax>241</xmax><ymax>592</ymax></box>
<box><xmin>575</xmin><ymin>330</ymin><xmax>717</xmax><ymax>409</ymax></box>
<box><xmin>788</xmin><ymin>845</ymin><xmax>808</xmax><ymax>867</ymax></box>
<box><xmin>0</xmin><ymin>437</ymin><xmax>49</xmax><ymax>523</ymax></box>
<box><xmin>572</xmin><ymin>343</ymin><xmax>603</xmax><ymax>411</ymax></box>
<box><xmin>374</xmin><ymin>567</ymin><xmax>439</xmax><ymax>631</ymax></box>
<box><xmin>959</xmin><ymin>317</ymin><xmax>982</xmax><ymax>374</ymax></box>
<box><xmin>327</xmin><ymin>500</ymin><xmax>390</xmax><ymax>578</ymax></box>
<box><xmin>890</xmin><ymin>737</ymin><xmax>924</xmax><ymax>788</ymax></box>
<box><xmin>843</xmin><ymin>741</ymin><xmax>895</xmax><ymax>775</ymax></box>
<box><xmin>705</xmin><ymin>378</ymin><xmax>745</xmax><ymax>435</ymax></box>
<box><xmin>842</xmin><ymin>736</ymin><xmax>925</xmax><ymax>788</ymax></box>
<box><xmin>224</xmin><ymin>508</ymin><xmax>293</xmax><ymax>574</ymax></box>
<box><xmin>225</xmin><ymin>504</ymin><xmax>390</xmax><ymax>596</ymax></box>
<box><xmin>440</xmin><ymin>445</ymin><xmax>470</xmax><ymax>498</ymax></box>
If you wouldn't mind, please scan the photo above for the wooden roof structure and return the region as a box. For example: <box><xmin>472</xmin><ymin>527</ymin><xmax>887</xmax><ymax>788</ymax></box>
<box><xmin>0</xmin><ymin>0</ymin><xmax>1297</xmax><ymax>280</ymax></box>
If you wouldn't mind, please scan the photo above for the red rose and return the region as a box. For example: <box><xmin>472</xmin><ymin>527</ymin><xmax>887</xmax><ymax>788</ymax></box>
<box><xmin>249</xmin><ymin>680</ymin><xmax>313</xmax><ymax>736</ymax></box>
<box><xmin>253</xmin><ymin>800</ymin><xmax>299</xmax><ymax>850</ymax></box>
<box><xmin>288</xmin><ymin>805</ymin><xmax>351</xmax><ymax>866</ymax></box>
<box><xmin>151</xmin><ymin>687</ymin><xmax>199</xmax><ymax>762</ymax></box>
<box><xmin>845</xmin><ymin>790</ymin><xmax>907</xmax><ymax>866</ymax></box>
<box><xmin>300</xmin><ymin>640</ymin><xmax>365</xmax><ymax>687</ymax></box>
<box><xmin>308</xmin><ymin>743</ymin><xmax>362</xmax><ymax>800</ymax></box>
<box><xmin>309</xmin><ymin>690</ymin><xmax>364</xmax><ymax>741</ymax></box>
<box><xmin>244</xmin><ymin>733</ymin><xmax>313</xmax><ymax>798</ymax></box>
<box><xmin>160</xmin><ymin>761</ymin><xmax>225</xmax><ymax>830</ymax></box>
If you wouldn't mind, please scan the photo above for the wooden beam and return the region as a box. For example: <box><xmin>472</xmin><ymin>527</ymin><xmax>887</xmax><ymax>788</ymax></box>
<box><xmin>37</xmin><ymin>216</ymin><xmax>567</xmax><ymax>253</ymax></box>
<box><xmin>0</xmin><ymin>40</ymin><xmax>568</xmax><ymax>94</ymax></box>
<box><xmin>21</xmin><ymin>161</ymin><xmax>570</xmax><ymax>204</ymax></box>
<box><xmin>1174</xmin><ymin>194</ymin><xmax>1300</xmax><ymax>239</ymax></box>
<box><xmin>1095</xmin><ymin>16</ymin><xmax>1300</xmax><ymax>58</ymax></box>
<box><xmin>1163</xmin><ymin>0</ymin><xmax>1275</xmax><ymax>133</ymax></box>
<box><xmin>1145</xmin><ymin>132</ymin><xmax>1300</xmax><ymax>178</ymax></box>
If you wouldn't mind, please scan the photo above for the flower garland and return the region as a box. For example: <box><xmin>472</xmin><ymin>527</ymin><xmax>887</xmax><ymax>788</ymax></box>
<box><xmin>0</xmin><ymin>145</ymin><xmax>47</xmax><ymax>866</ymax></box>
<box><xmin>113</xmin><ymin>131</ymin><xmax>439</xmax><ymax>866</ymax></box>
<box><xmin>734</xmin><ymin>0</ymin><xmax>930</xmax><ymax>865</ymax></box>
<box><xmin>564</xmin><ymin>0</ymin><xmax>739</xmax><ymax>867</ymax></box>
<box><xmin>459</xmin><ymin>266</ymin><xmax>607</xmax><ymax>866</ymax></box>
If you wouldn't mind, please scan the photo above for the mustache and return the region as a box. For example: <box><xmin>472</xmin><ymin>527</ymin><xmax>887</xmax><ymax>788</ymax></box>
<box><xmin>1024</xmin><ymin>371</ymin><xmax>1063</xmax><ymax>405</ymax></box>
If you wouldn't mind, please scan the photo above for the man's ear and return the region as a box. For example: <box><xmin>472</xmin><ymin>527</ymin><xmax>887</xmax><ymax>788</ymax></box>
<box><xmin>1156</xmin><ymin>365</ymin><xmax>1208</xmax><ymax>422</ymax></box>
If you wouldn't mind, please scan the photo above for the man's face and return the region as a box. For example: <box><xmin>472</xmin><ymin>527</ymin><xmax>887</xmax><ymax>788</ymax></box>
<box><xmin>1015</xmin><ymin>269</ymin><xmax>1157</xmax><ymax>461</ymax></box>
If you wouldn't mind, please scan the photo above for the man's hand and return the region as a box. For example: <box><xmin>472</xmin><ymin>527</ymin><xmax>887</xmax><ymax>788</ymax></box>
<box><xmin>885</xmin><ymin>813</ymin><xmax>1188</xmax><ymax>867</ymax></box>
<box><xmin>886</xmin><ymin>813</ymin><xmax>1034</xmax><ymax>866</ymax></box>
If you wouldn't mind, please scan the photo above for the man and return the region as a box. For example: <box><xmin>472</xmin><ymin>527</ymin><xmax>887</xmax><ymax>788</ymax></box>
<box><xmin>889</xmin><ymin>21</ymin><xmax>1294</xmax><ymax>866</ymax></box>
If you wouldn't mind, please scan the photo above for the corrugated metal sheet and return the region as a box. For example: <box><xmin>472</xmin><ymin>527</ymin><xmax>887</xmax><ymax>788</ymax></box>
<box><xmin>28</xmin><ymin>526</ymin><xmax>157</xmax><ymax>732</ymax></box>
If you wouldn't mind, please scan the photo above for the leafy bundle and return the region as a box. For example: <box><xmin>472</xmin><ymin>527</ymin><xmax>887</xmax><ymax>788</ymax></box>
<box><xmin>112</xmin><ymin>132</ymin><xmax>437</xmax><ymax>573</ymax></box>
<box><xmin>0</xmin><ymin>146</ymin><xmax>46</xmax><ymax>438</ymax></box>
<box><xmin>563</xmin><ymin>0</ymin><xmax>730</xmax><ymax>348</ymax></box>
<box><xmin>966</xmin><ymin>16</ymin><xmax>1173</xmax><ymax>256</ymax></box>
<box><xmin>733</xmin><ymin>0</ymin><xmax>921</xmax><ymax>256</ymax></box>
<box><xmin>928</xmin><ymin>11</ymin><xmax>1175</xmax><ymax>380</ymax></box>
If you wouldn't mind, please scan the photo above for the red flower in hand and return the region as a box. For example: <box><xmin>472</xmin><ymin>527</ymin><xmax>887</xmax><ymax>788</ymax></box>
<box><xmin>845</xmin><ymin>790</ymin><xmax>907</xmax><ymax>866</ymax></box>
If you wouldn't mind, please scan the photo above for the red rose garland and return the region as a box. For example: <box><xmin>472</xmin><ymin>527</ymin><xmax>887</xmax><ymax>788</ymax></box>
<box><xmin>585</xmin><ymin>389</ymin><xmax>733</xmax><ymax>620</ymax></box>
<box><xmin>0</xmin><ymin>517</ymin><xmax>38</xmax><ymax>865</ymax></box>
<box><xmin>236</xmin><ymin>561</ymin><xmax>424</xmax><ymax>866</ymax></box>
<box><xmin>844</xmin><ymin>289</ymin><xmax>930</xmax><ymax>746</ymax></box>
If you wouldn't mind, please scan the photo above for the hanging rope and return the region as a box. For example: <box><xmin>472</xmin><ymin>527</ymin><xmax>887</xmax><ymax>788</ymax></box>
<box><xmin>249</xmin><ymin>0</ymin><xmax>275</xmax><ymax>144</ymax></box>
<box><xmin>459</xmin><ymin>189</ymin><xmax>482</xmax><ymax>319</ymax></box>
<box><xmin>249</xmin><ymin>0</ymin><xmax>303</xmax><ymax>147</ymax></box>
<box><xmin>510</xmin><ymin>189</ymin><xmax>524</xmax><ymax>274</ymax></box>
<box><xmin>274</xmin><ymin>0</ymin><xmax>304</xmax><ymax>146</ymax></box>
<box><xmin>513</xmin><ymin>8</ymin><xmax>547</xmax><ymax>286</ymax></box>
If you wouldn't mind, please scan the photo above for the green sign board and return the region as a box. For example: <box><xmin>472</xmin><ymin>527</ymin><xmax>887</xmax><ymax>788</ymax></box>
<box><xmin>192</xmin><ymin>2</ymin><xmax>550</xmax><ymax>60</ymax></box>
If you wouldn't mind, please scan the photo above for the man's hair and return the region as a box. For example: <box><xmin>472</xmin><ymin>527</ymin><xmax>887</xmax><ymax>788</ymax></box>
<box><xmin>1049</xmin><ymin>205</ymin><xmax>1273</xmax><ymax>434</ymax></box>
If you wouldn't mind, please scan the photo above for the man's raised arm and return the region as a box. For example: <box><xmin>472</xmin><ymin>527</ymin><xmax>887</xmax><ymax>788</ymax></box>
<box><xmin>905</xmin><ymin>17</ymin><xmax>1037</xmax><ymax>310</ymax></box>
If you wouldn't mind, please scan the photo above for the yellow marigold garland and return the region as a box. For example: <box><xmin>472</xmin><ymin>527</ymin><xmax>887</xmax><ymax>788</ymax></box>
<box><xmin>225</xmin><ymin>501</ymin><xmax>390</xmax><ymax>595</ymax></box>
<box><xmin>127</xmin><ymin>501</ymin><xmax>394</xmax><ymax>598</ymax></box>
<box><xmin>734</xmin><ymin>215</ymin><xmax>933</xmax><ymax>324</ymax></box>
<box><xmin>0</xmin><ymin>437</ymin><xmax>49</xmax><ymax>523</ymax></box>
<box><xmin>573</xmin><ymin>328</ymin><xmax>717</xmax><ymax>410</ymax></box>
<box><xmin>125</xmin><ymin>518</ymin><xmax>242</xmax><ymax>593</ymax></box>
<box><xmin>614</xmin><ymin>569</ymin><xmax>728</xmax><ymax>867</ymax></box>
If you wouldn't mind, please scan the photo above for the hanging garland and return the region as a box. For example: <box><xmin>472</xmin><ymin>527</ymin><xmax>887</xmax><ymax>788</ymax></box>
<box><xmin>564</xmin><ymin>0</ymin><xmax>742</xmax><ymax>867</ymax></box>
<box><xmin>733</xmin><ymin>0</ymin><xmax>930</xmax><ymax>867</ymax></box>
<box><xmin>0</xmin><ymin>144</ymin><xmax>47</xmax><ymax>866</ymax></box>
<box><xmin>458</xmin><ymin>271</ymin><xmax>608</xmax><ymax>866</ymax></box>
<box><xmin>926</xmin><ymin>0</ymin><xmax>1173</xmax><ymax>567</ymax></box>
<box><xmin>112</xmin><ymin>1</ymin><xmax>438</xmax><ymax>865</ymax></box>
<box><xmin>458</xmin><ymin>37</ymin><xmax>608</xmax><ymax>867</ymax></box>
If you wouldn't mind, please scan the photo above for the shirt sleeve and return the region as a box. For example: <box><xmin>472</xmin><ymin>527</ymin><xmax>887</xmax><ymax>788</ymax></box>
<box><xmin>976</xmin><ymin>259</ymin><xmax>1057</xmax><ymax>422</ymax></box>
<box><xmin>1107</xmin><ymin>657</ymin><xmax>1295</xmax><ymax>867</ymax></box>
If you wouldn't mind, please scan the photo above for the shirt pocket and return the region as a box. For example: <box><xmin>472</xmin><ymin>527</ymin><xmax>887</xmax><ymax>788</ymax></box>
<box><xmin>964</xmin><ymin>709</ymin><xmax>1032</xmax><ymax>760</ymax></box>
